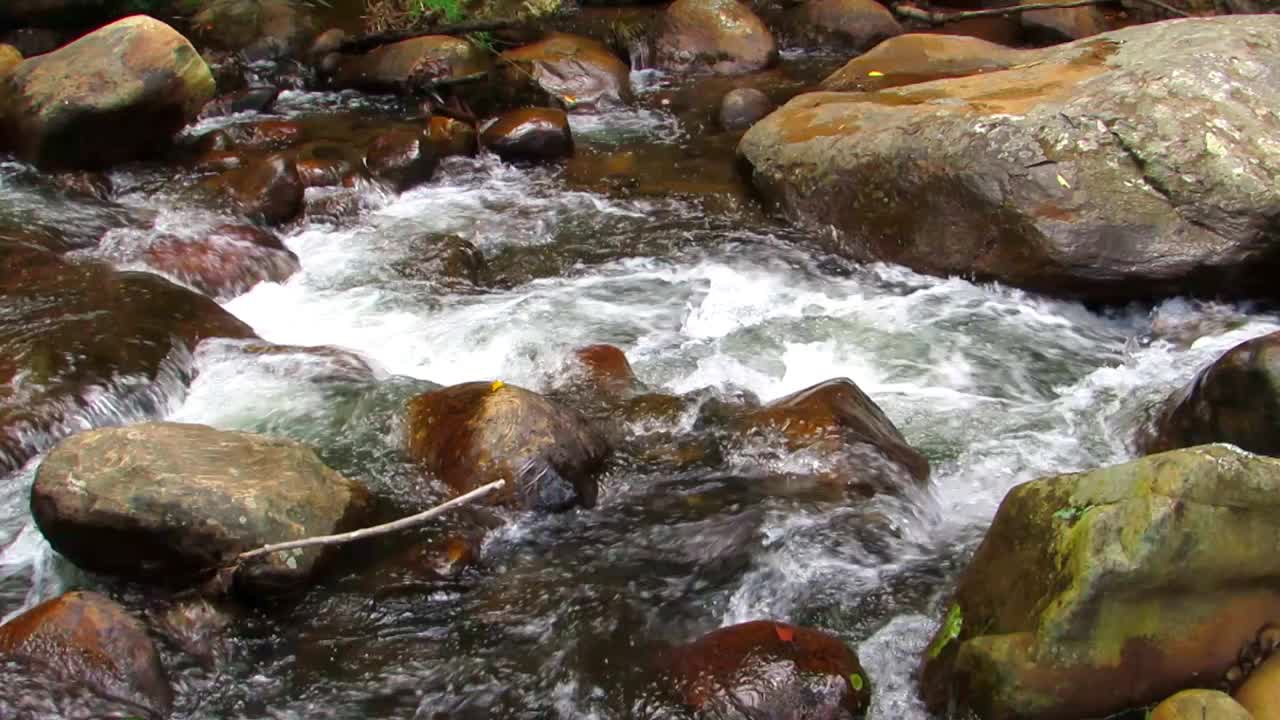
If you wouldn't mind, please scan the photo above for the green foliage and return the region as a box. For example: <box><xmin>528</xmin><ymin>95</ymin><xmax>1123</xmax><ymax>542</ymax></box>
<box><xmin>1052</xmin><ymin>504</ymin><xmax>1094</xmax><ymax>524</ymax></box>
<box><xmin>926</xmin><ymin>603</ymin><xmax>964</xmax><ymax>659</ymax></box>
<box><xmin>411</xmin><ymin>0</ymin><xmax>464</xmax><ymax>22</ymax></box>
<box><xmin>848</xmin><ymin>672</ymin><xmax>864</xmax><ymax>691</ymax></box>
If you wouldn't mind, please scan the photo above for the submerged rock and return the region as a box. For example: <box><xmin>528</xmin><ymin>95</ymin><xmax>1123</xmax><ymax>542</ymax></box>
<box><xmin>663</xmin><ymin>620</ymin><xmax>871</xmax><ymax>719</ymax></box>
<box><xmin>655</xmin><ymin>0</ymin><xmax>777</xmax><ymax>75</ymax></box>
<box><xmin>32</xmin><ymin>422</ymin><xmax>368</xmax><ymax>593</ymax></box>
<box><xmin>740</xmin><ymin>17</ymin><xmax>1280</xmax><ymax>303</ymax></box>
<box><xmin>499</xmin><ymin>33</ymin><xmax>632</xmax><ymax>112</ymax></box>
<box><xmin>427</xmin><ymin>115</ymin><xmax>478</xmax><ymax>158</ymax></box>
<box><xmin>0</xmin><ymin>242</ymin><xmax>253</xmax><ymax>473</ymax></box>
<box><xmin>919</xmin><ymin>445</ymin><xmax>1280</xmax><ymax>719</ymax></box>
<box><xmin>1140</xmin><ymin>331</ymin><xmax>1280</xmax><ymax>457</ymax></box>
<box><xmin>0</xmin><ymin>591</ymin><xmax>172</xmax><ymax>718</ymax></box>
<box><xmin>820</xmin><ymin>33</ymin><xmax>1035</xmax><ymax>93</ymax></box>
<box><xmin>572</xmin><ymin>344</ymin><xmax>643</xmax><ymax>397</ymax></box>
<box><xmin>481</xmin><ymin>108</ymin><xmax>574</xmax><ymax>162</ymax></box>
<box><xmin>1151</xmin><ymin>690</ymin><xmax>1253</xmax><ymax>720</ymax></box>
<box><xmin>0</xmin><ymin>16</ymin><xmax>214</xmax><ymax>169</ymax></box>
<box><xmin>136</xmin><ymin>226</ymin><xmax>300</xmax><ymax>299</ymax></box>
<box><xmin>204</xmin><ymin>154</ymin><xmax>305</xmax><ymax>226</ymax></box>
<box><xmin>364</xmin><ymin>127</ymin><xmax>438</xmax><ymax>192</ymax></box>
<box><xmin>718</xmin><ymin>87</ymin><xmax>774</xmax><ymax>131</ymax></box>
<box><xmin>393</xmin><ymin>233</ymin><xmax>488</xmax><ymax>286</ymax></box>
<box><xmin>405</xmin><ymin>381</ymin><xmax>609</xmax><ymax>511</ymax></box>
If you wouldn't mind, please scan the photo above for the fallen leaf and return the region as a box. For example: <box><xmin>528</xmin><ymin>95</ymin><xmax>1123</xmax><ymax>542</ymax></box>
<box><xmin>867</xmin><ymin>70</ymin><xmax>885</xmax><ymax>77</ymax></box>
<box><xmin>1056</xmin><ymin>174</ymin><xmax>1071</xmax><ymax>189</ymax></box>
<box><xmin>774</xmin><ymin>624</ymin><xmax>795</xmax><ymax>643</ymax></box>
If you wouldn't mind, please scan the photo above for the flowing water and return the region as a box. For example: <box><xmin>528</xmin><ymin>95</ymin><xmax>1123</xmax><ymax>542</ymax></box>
<box><xmin>1</xmin><ymin>62</ymin><xmax>1278</xmax><ymax>719</ymax></box>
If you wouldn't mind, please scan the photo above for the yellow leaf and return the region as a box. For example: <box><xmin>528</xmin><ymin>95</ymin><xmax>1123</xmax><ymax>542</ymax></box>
<box><xmin>867</xmin><ymin>71</ymin><xmax>885</xmax><ymax>77</ymax></box>
<box><xmin>490</xmin><ymin>380</ymin><xmax>505</xmax><ymax>392</ymax></box>
<box><xmin>1056</xmin><ymin>174</ymin><xmax>1071</xmax><ymax>189</ymax></box>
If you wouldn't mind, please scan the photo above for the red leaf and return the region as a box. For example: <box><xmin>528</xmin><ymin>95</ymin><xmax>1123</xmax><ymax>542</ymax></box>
<box><xmin>774</xmin><ymin>624</ymin><xmax>794</xmax><ymax>643</ymax></box>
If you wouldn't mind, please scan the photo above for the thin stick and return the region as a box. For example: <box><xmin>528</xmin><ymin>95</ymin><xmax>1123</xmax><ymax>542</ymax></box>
<box><xmin>891</xmin><ymin>0</ymin><xmax>1189</xmax><ymax>24</ymax></box>
<box><xmin>235</xmin><ymin>479</ymin><xmax>506</xmax><ymax>562</ymax></box>
<box><xmin>336</xmin><ymin>19</ymin><xmax>530</xmax><ymax>55</ymax></box>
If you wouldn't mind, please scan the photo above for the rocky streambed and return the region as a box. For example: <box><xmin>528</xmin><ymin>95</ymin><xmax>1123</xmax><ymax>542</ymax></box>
<box><xmin>0</xmin><ymin>2</ymin><xmax>1279</xmax><ymax>719</ymax></box>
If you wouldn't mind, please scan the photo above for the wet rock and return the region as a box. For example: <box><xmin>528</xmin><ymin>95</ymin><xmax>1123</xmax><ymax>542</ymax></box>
<box><xmin>293</xmin><ymin>142</ymin><xmax>359</xmax><ymax>188</ymax></box>
<box><xmin>664</xmin><ymin>620</ymin><xmax>871</xmax><ymax>719</ymax></box>
<box><xmin>1020</xmin><ymin>0</ymin><xmax>1105</xmax><ymax>43</ymax></box>
<box><xmin>394</xmin><ymin>234</ymin><xmax>488</xmax><ymax>286</ymax></box>
<box><xmin>572</xmin><ymin>344</ymin><xmax>642</xmax><ymax>397</ymax></box>
<box><xmin>0</xmin><ymin>591</ymin><xmax>171</xmax><ymax>718</ymax></box>
<box><xmin>137</xmin><ymin>229</ymin><xmax>300</xmax><ymax>300</ymax></box>
<box><xmin>46</xmin><ymin>170</ymin><xmax>112</xmax><ymax>201</ymax></box>
<box><xmin>0</xmin><ymin>16</ymin><xmax>215</xmax><ymax>169</ymax></box>
<box><xmin>820</xmin><ymin>33</ymin><xmax>1034</xmax><ymax>92</ymax></box>
<box><xmin>655</xmin><ymin>0</ymin><xmax>777</xmax><ymax>75</ymax></box>
<box><xmin>32</xmin><ymin>421</ymin><xmax>369</xmax><ymax>593</ymax></box>
<box><xmin>739</xmin><ymin>17</ymin><xmax>1280</xmax><ymax>303</ymax></box>
<box><xmin>198</xmin><ymin>86</ymin><xmax>280</xmax><ymax>120</ymax></box>
<box><xmin>151</xmin><ymin>597</ymin><xmax>235</xmax><ymax>670</ymax></box>
<box><xmin>305</xmin><ymin>187</ymin><xmax>365</xmax><ymax>222</ymax></box>
<box><xmin>1151</xmin><ymin>690</ymin><xmax>1254</xmax><ymax>720</ymax></box>
<box><xmin>919</xmin><ymin>444</ymin><xmax>1280</xmax><ymax>719</ymax></box>
<box><xmin>364</xmin><ymin>127</ymin><xmax>438</xmax><ymax>192</ymax></box>
<box><xmin>788</xmin><ymin>0</ymin><xmax>903</xmax><ymax>51</ymax></box>
<box><xmin>718</xmin><ymin>87</ymin><xmax>773</xmax><ymax>130</ymax></box>
<box><xmin>225</xmin><ymin>119</ymin><xmax>307</xmax><ymax>151</ymax></box>
<box><xmin>333</xmin><ymin>35</ymin><xmax>491</xmax><ymax>94</ymax></box>
<box><xmin>405</xmin><ymin>381</ymin><xmax>609</xmax><ymax>511</ymax></box>
<box><xmin>499</xmin><ymin>33</ymin><xmax>632</xmax><ymax>112</ymax></box>
<box><xmin>1140</xmin><ymin>331</ymin><xmax>1280</xmax><ymax>457</ymax></box>
<box><xmin>0</xmin><ymin>45</ymin><xmax>20</xmax><ymax>78</ymax></box>
<box><xmin>733</xmin><ymin>378</ymin><xmax>929</xmax><ymax>489</ymax></box>
<box><xmin>309</xmin><ymin>28</ymin><xmax>346</xmax><ymax>59</ymax></box>
<box><xmin>1236</xmin><ymin>651</ymin><xmax>1280</xmax><ymax>719</ymax></box>
<box><xmin>204</xmin><ymin>154</ymin><xmax>305</xmax><ymax>226</ymax></box>
<box><xmin>0</xmin><ymin>242</ymin><xmax>254</xmax><ymax>473</ymax></box>
<box><xmin>481</xmin><ymin>108</ymin><xmax>574</xmax><ymax>162</ymax></box>
<box><xmin>190</xmin><ymin>0</ymin><xmax>317</xmax><ymax>59</ymax></box>
<box><xmin>427</xmin><ymin>115</ymin><xmax>478</xmax><ymax>158</ymax></box>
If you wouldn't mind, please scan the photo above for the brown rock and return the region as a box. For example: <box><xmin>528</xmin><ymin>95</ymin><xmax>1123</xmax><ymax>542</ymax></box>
<box><xmin>572</xmin><ymin>344</ymin><xmax>642</xmax><ymax>396</ymax></box>
<box><xmin>0</xmin><ymin>16</ymin><xmax>214</xmax><ymax>169</ymax></box>
<box><xmin>1140</xmin><ymin>331</ymin><xmax>1280</xmax><ymax>457</ymax></box>
<box><xmin>294</xmin><ymin>143</ymin><xmax>359</xmax><ymax>188</ymax></box>
<box><xmin>226</xmin><ymin>119</ymin><xmax>307</xmax><ymax>151</ymax></box>
<box><xmin>820</xmin><ymin>33</ymin><xmax>1035</xmax><ymax>92</ymax></box>
<box><xmin>481</xmin><ymin>108</ymin><xmax>574</xmax><ymax>162</ymax></box>
<box><xmin>197</xmin><ymin>86</ymin><xmax>280</xmax><ymax>120</ymax></box>
<box><xmin>0</xmin><ymin>44</ymin><xmax>20</xmax><ymax>77</ymax></box>
<box><xmin>427</xmin><ymin>115</ymin><xmax>478</xmax><ymax>158</ymax></box>
<box><xmin>1020</xmin><ymin>0</ymin><xmax>1106</xmax><ymax>43</ymax></box>
<box><xmin>1152</xmin><ymin>690</ymin><xmax>1253</xmax><ymax>720</ymax></box>
<box><xmin>333</xmin><ymin>35</ymin><xmax>491</xmax><ymax>94</ymax></box>
<box><xmin>0</xmin><ymin>591</ymin><xmax>171</xmax><ymax>718</ymax></box>
<box><xmin>364</xmin><ymin>127</ymin><xmax>438</xmax><ymax>192</ymax></box>
<box><xmin>655</xmin><ymin>0</ymin><xmax>777</xmax><ymax>75</ymax></box>
<box><xmin>393</xmin><ymin>234</ymin><xmax>488</xmax><ymax>286</ymax></box>
<box><xmin>205</xmin><ymin>154</ymin><xmax>305</xmax><ymax>226</ymax></box>
<box><xmin>718</xmin><ymin>87</ymin><xmax>773</xmax><ymax>130</ymax></box>
<box><xmin>138</xmin><ymin>229</ymin><xmax>300</xmax><ymax>300</ymax></box>
<box><xmin>310</xmin><ymin>28</ymin><xmax>346</xmax><ymax>59</ymax></box>
<box><xmin>191</xmin><ymin>0</ymin><xmax>318</xmax><ymax>59</ymax></box>
<box><xmin>1237</xmin><ymin>653</ymin><xmax>1280</xmax><ymax>719</ymax></box>
<box><xmin>405</xmin><ymin>381</ymin><xmax>609</xmax><ymax>511</ymax></box>
<box><xmin>790</xmin><ymin>0</ymin><xmax>903</xmax><ymax>51</ymax></box>
<box><xmin>664</xmin><ymin>620</ymin><xmax>871</xmax><ymax>719</ymax></box>
<box><xmin>0</xmin><ymin>242</ymin><xmax>254</xmax><ymax>473</ymax></box>
<box><xmin>499</xmin><ymin>33</ymin><xmax>632</xmax><ymax>112</ymax></box>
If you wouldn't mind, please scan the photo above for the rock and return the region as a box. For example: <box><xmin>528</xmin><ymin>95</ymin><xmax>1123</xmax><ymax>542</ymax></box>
<box><xmin>1141</xmin><ymin>331</ymin><xmax>1280</xmax><ymax>457</ymax></box>
<box><xmin>655</xmin><ymin>0</ymin><xmax>777</xmax><ymax>75</ymax></box>
<box><xmin>789</xmin><ymin>0</ymin><xmax>903</xmax><ymax>51</ymax></box>
<box><xmin>333</xmin><ymin>35</ymin><xmax>490</xmax><ymax>94</ymax></box>
<box><xmin>309</xmin><ymin>28</ymin><xmax>346</xmax><ymax>59</ymax></box>
<box><xmin>45</xmin><ymin>170</ymin><xmax>112</xmax><ymax>201</ymax></box>
<box><xmin>427</xmin><ymin>115</ymin><xmax>478</xmax><ymax>158</ymax></box>
<box><xmin>1236</xmin><ymin>652</ymin><xmax>1280</xmax><ymax>719</ymax></box>
<box><xmin>204</xmin><ymin>154</ymin><xmax>305</xmax><ymax>226</ymax></box>
<box><xmin>0</xmin><ymin>16</ymin><xmax>214</xmax><ymax>170</ymax></box>
<box><xmin>1020</xmin><ymin>0</ymin><xmax>1106</xmax><ymax>43</ymax></box>
<box><xmin>393</xmin><ymin>234</ymin><xmax>488</xmax><ymax>286</ymax></box>
<box><xmin>364</xmin><ymin>127</ymin><xmax>438</xmax><ymax>192</ymax></box>
<box><xmin>405</xmin><ymin>381</ymin><xmax>609</xmax><ymax>511</ymax></box>
<box><xmin>1151</xmin><ymin>690</ymin><xmax>1254</xmax><ymax>720</ymax></box>
<box><xmin>0</xmin><ymin>591</ymin><xmax>171</xmax><ymax>717</ymax></box>
<box><xmin>481</xmin><ymin>108</ymin><xmax>574</xmax><ymax>162</ymax></box>
<box><xmin>136</xmin><ymin>228</ymin><xmax>300</xmax><ymax>299</ymax></box>
<box><xmin>190</xmin><ymin>0</ymin><xmax>317</xmax><ymax>59</ymax></box>
<box><xmin>0</xmin><ymin>45</ymin><xmax>20</xmax><ymax>77</ymax></box>
<box><xmin>572</xmin><ymin>344</ymin><xmax>642</xmax><ymax>397</ymax></box>
<box><xmin>225</xmin><ymin>119</ymin><xmax>307</xmax><ymax>151</ymax></box>
<box><xmin>0</xmin><ymin>242</ymin><xmax>253</xmax><ymax>473</ymax></box>
<box><xmin>663</xmin><ymin>620</ymin><xmax>871</xmax><ymax>718</ymax></box>
<box><xmin>718</xmin><ymin>87</ymin><xmax>773</xmax><ymax>130</ymax></box>
<box><xmin>919</xmin><ymin>444</ymin><xmax>1280</xmax><ymax>719</ymax></box>
<box><xmin>498</xmin><ymin>33</ymin><xmax>632</xmax><ymax>112</ymax></box>
<box><xmin>733</xmin><ymin>378</ymin><xmax>929</xmax><ymax>490</ymax></box>
<box><xmin>294</xmin><ymin>142</ymin><xmax>360</xmax><ymax>188</ymax></box>
<box><xmin>198</xmin><ymin>86</ymin><xmax>280</xmax><ymax>120</ymax></box>
<box><xmin>820</xmin><ymin>33</ymin><xmax>1035</xmax><ymax>92</ymax></box>
<box><xmin>32</xmin><ymin>422</ymin><xmax>368</xmax><ymax>593</ymax></box>
<box><xmin>739</xmin><ymin>17</ymin><xmax>1280</xmax><ymax>303</ymax></box>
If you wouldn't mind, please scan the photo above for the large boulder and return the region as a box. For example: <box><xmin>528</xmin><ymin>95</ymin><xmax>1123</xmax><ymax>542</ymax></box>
<box><xmin>655</xmin><ymin>0</ymin><xmax>777</xmax><ymax>75</ymax></box>
<box><xmin>0</xmin><ymin>242</ymin><xmax>253</xmax><ymax>473</ymax></box>
<box><xmin>0</xmin><ymin>591</ymin><xmax>171</xmax><ymax>717</ymax></box>
<box><xmin>919</xmin><ymin>445</ymin><xmax>1280</xmax><ymax>719</ymax></box>
<box><xmin>662</xmin><ymin>620</ymin><xmax>871</xmax><ymax>718</ymax></box>
<box><xmin>1151</xmin><ymin>690</ymin><xmax>1253</xmax><ymax>720</ymax></box>
<box><xmin>405</xmin><ymin>381</ymin><xmax>609</xmax><ymax>511</ymax></box>
<box><xmin>499</xmin><ymin>33</ymin><xmax>632</xmax><ymax>112</ymax></box>
<box><xmin>787</xmin><ymin>0</ymin><xmax>903</xmax><ymax>52</ymax></box>
<box><xmin>0</xmin><ymin>16</ymin><xmax>215</xmax><ymax>169</ymax></box>
<box><xmin>820</xmin><ymin>33</ymin><xmax>1035</xmax><ymax>93</ymax></box>
<box><xmin>1140</xmin><ymin>331</ymin><xmax>1280</xmax><ymax>457</ymax></box>
<box><xmin>332</xmin><ymin>35</ymin><xmax>491</xmax><ymax>94</ymax></box>
<box><xmin>32</xmin><ymin>422</ymin><xmax>368</xmax><ymax>593</ymax></box>
<box><xmin>739</xmin><ymin>18</ymin><xmax>1280</xmax><ymax>303</ymax></box>
<box><xmin>132</xmin><ymin>226</ymin><xmax>300</xmax><ymax>300</ymax></box>
<box><xmin>189</xmin><ymin>0</ymin><xmax>317</xmax><ymax>59</ymax></box>
<box><xmin>732</xmin><ymin>378</ymin><xmax>929</xmax><ymax>491</ymax></box>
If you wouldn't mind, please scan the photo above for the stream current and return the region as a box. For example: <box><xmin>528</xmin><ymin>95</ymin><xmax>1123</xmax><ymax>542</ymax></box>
<box><xmin>0</xmin><ymin>65</ymin><xmax>1277</xmax><ymax>719</ymax></box>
